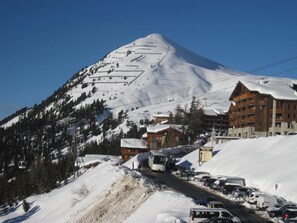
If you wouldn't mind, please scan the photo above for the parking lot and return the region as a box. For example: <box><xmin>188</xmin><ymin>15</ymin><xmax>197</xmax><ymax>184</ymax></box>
<box><xmin>142</xmin><ymin>165</ymin><xmax>268</xmax><ymax>223</ymax></box>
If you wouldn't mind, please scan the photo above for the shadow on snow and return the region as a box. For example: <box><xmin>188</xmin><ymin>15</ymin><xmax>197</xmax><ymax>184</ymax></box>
<box><xmin>3</xmin><ymin>205</ymin><xmax>40</xmax><ymax>223</ymax></box>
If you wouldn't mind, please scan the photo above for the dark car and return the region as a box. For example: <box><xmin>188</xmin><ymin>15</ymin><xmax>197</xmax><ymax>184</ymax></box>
<box><xmin>198</xmin><ymin>196</ymin><xmax>218</xmax><ymax>206</ymax></box>
<box><xmin>285</xmin><ymin>218</ymin><xmax>297</xmax><ymax>223</ymax></box>
<box><xmin>203</xmin><ymin>178</ymin><xmax>218</xmax><ymax>188</ymax></box>
<box><xmin>282</xmin><ymin>209</ymin><xmax>297</xmax><ymax>221</ymax></box>
<box><xmin>210</xmin><ymin>179</ymin><xmax>228</xmax><ymax>191</ymax></box>
<box><xmin>201</xmin><ymin>216</ymin><xmax>233</xmax><ymax>223</ymax></box>
<box><xmin>267</xmin><ymin>203</ymin><xmax>297</xmax><ymax>218</ymax></box>
<box><xmin>231</xmin><ymin>187</ymin><xmax>257</xmax><ymax>200</ymax></box>
<box><xmin>221</xmin><ymin>184</ymin><xmax>242</xmax><ymax>195</ymax></box>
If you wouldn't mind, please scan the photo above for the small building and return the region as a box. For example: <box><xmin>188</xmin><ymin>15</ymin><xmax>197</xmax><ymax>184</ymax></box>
<box><xmin>228</xmin><ymin>79</ymin><xmax>297</xmax><ymax>138</ymax></box>
<box><xmin>146</xmin><ymin>124</ymin><xmax>184</xmax><ymax>150</ymax></box>
<box><xmin>153</xmin><ymin>113</ymin><xmax>171</xmax><ymax>124</ymax></box>
<box><xmin>121</xmin><ymin>138</ymin><xmax>148</xmax><ymax>161</ymax></box>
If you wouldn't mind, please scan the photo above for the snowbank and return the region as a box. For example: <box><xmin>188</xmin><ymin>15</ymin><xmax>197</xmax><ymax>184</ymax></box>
<box><xmin>179</xmin><ymin>135</ymin><xmax>297</xmax><ymax>203</ymax></box>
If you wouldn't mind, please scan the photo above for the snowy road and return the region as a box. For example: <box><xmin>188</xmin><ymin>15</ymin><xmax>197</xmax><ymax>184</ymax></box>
<box><xmin>142</xmin><ymin>166</ymin><xmax>268</xmax><ymax>223</ymax></box>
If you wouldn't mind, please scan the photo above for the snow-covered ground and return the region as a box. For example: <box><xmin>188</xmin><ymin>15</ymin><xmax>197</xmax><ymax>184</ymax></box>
<box><xmin>179</xmin><ymin>135</ymin><xmax>297</xmax><ymax>203</ymax></box>
<box><xmin>1</xmin><ymin>135</ymin><xmax>297</xmax><ymax>222</ymax></box>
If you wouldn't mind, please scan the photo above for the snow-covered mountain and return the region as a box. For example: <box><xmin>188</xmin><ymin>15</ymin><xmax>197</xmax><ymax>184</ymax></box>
<box><xmin>5</xmin><ymin>33</ymin><xmax>297</xmax><ymax>130</ymax></box>
<box><xmin>65</xmin><ymin>33</ymin><xmax>255</xmax><ymax>121</ymax></box>
<box><xmin>3</xmin><ymin>33</ymin><xmax>287</xmax><ymax>129</ymax></box>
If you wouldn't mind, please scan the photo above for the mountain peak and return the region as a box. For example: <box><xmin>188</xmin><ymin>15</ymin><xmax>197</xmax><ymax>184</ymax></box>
<box><xmin>1</xmin><ymin>33</ymin><xmax>255</xmax><ymax>128</ymax></box>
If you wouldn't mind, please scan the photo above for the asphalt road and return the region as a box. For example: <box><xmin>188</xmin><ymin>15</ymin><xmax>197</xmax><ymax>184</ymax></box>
<box><xmin>141</xmin><ymin>163</ymin><xmax>268</xmax><ymax>223</ymax></box>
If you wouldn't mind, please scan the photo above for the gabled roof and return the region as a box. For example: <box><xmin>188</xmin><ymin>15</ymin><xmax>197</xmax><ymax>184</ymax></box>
<box><xmin>230</xmin><ymin>79</ymin><xmax>297</xmax><ymax>101</ymax></box>
<box><xmin>120</xmin><ymin>138</ymin><xmax>148</xmax><ymax>149</ymax></box>
<box><xmin>153</xmin><ymin>113</ymin><xmax>171</xmax><ymax>118</ymax></box>
<box><xmin>146</xmin><ymin>124</ymin><xmax>184</xmax><ymax>133</ymax></box>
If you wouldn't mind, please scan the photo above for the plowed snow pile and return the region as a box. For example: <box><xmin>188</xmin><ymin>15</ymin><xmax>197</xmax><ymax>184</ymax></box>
<box><xmin>73</xmin><ymin>173</ymin><xmax>154</xmax><ymax>223</ymax></box>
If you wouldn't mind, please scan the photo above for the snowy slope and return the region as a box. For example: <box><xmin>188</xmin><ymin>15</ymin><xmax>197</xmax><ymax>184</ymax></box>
<box><xmin>179</xmin><ymin>135</ymin><xmax>297</xmax><ymax>203</ymax></box>
<box><xmin>62</xmin><ymin>34</ymin><xmax>259</xmax><ymax>123</ymax></box>
<box><xmin>2</xmin><ymin>136</ymin><xmax>297</xmax><ymax>222</ymax></box>
<box><xmin>0</xmin><ymin>155</ymin><xmax>197</xmax><ymax>223</ymax></box>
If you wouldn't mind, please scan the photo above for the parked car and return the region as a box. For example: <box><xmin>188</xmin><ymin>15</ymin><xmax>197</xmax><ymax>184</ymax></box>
<box><xmin>285</xmin><ymin>218</ymin><xmax>297</xmax><ymax>223</ymax></box>
<box><xmin>190</xmin><ymin>171</ymin><xmax>210</xmax><ymax>181</ymax></box>
<box><xmin>267</xmin><ymin>203</ymin><xmax>297</xmax><ymax>218</ymax></box>
<box><xmin>189</xmin><ymin>208</ymin><xmax>241</xmax><ymax>223</ymax></box>
<box><xmin>198</xmin><ymin>196</ymin><xmax>218</xmax><ymax>206</ymax></box>
<box><xmin>203</xmin><ymin>178</ymin><xmax>219</xmax><ymax>188</ymax></box>
<box><xmin>196</xmin><ymin>175</ymin><xmax>212</xmax><ymax>186</ymax></box>
<box><xmin>220</xmin><ymin>176</ymin><xmax>246</xmax><ymax>186</ymax></box>
<box><xmin>207</xmin><ymin>201</ymin><xmax>225</xmax><ymax>209</ymax></box>
<box><xmin>210</xmin><ymin>179</ymin><xmax>228</xmax><ymax>191</ymax></box>
<box><xmin>201</xmin><ymin>216</ymin><xmax>233</xmax><ymax>223</ymax></box>
<box><xmin>179</xmin><ymin>169</ymin><xmax>195</xmax><ymax>181</ymax></box>
<box><xmin>231</xmin><ymin>187</ymin><xmax>257</xmax><ymax>200</ymax></box>
<box><xmin>282</xmin><ymin>209</ymin><xmax>297</xmax><ymax>221</ymax></box>
<box><xmin>221</xmin><ymin>183</ymin><xmax>242</xmax><ymax>195</ymax></box>
<box><xmin>257</xmin><ymin>194</ymin><xmax>286</xmax><ymax>210</ymax></box>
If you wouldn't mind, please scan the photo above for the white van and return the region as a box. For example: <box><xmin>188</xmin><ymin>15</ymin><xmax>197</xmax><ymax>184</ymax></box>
<box><xmin>189</xmin><ymin>208</ymin><xmax>241</xmax><ymax>223</ymax></box>
<box><xmin>221</xmin><ymin>176</ymin><xmax>246</xmax><ymax>186</ymax></box>
<box><xmin>256</xmin><ymin>194</ymin><xmax>286</xmax><ymax>210</ymax></box>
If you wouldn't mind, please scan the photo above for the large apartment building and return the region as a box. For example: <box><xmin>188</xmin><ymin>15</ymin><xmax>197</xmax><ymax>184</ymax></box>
<box><xmin>228</xmin><ymin>79</ymin><xmax>297</xmax><ymax>138</ymax></box>
<box><xmin>203</xmin><ymin>108</ymin><xmax>229</xmax><ymax>134</ymax></box>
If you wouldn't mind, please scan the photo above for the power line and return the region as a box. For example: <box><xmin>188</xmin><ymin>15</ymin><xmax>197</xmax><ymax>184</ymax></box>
<box><xmin>111</xmin><ymin>56</ymin><xmax>297</xmax><ymax>111</ymax></box>
<box><xmin>246</xmin><ymin>56</ymin><xmax>297</xmax><ymax>73</ymax></box>
<box><xmin>269</xmin><ymin>66</ymin><xmax>297</xmax><ymax>76</ymax></box>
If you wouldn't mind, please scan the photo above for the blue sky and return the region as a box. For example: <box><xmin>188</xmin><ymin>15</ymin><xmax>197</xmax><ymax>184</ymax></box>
<box><xmin>1</xmin><ymin>0</ymin><xmax>297</xmax><ymax>121</ymax></box>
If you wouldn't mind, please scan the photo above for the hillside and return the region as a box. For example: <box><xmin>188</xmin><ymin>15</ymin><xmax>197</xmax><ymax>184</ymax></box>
<box><xmin>1</xmin><ymin>33</ymin><xmax>296</xmax><ymax>210</ymax></box>
<box><xmin>179</xmin><ymin>135</ymin><xmax>297</xmax><ymax>203</ymax></box>
<box><xmin>2</xmin><ymin>135</ymin><xmax>297</xmax><ymax>222</ymax></box>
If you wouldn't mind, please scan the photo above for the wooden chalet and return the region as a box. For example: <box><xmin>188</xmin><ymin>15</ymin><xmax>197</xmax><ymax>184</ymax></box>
<box><xmin>121</xmin><ymin>138</ymin><xmax>148</xmax><ymax>161</ymax></box>
<box><xmin>228</xmin><ymin>80</ymin><xmax>297</xmax><ymax>138</ymax></box>
<box><xmin>146</xmin><ymin>124</ymin><xmax>184</xmax><ymax>150</ymax></box>
<box><xmin>153</xmin><ymin>113</ymin><xmax>171</xmax><ymax>124</ymax></box>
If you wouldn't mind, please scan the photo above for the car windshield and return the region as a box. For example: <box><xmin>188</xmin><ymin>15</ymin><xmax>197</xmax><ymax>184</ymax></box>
<box><xmin>153</xmin><ymin>156</ymin><xmax>166</xmax><ymax>164</ymax></box>
<box><xmin>214</xmin><ymin>203</ymin><xmax>224</xmax><ymax>208</ymax></box>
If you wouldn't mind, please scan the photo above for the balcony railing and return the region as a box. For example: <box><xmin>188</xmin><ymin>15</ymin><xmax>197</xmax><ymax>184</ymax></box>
<box><xmin>233</xmin><ymin>93</ymin><xmax>255</xmax><ymax>102</ymax></box>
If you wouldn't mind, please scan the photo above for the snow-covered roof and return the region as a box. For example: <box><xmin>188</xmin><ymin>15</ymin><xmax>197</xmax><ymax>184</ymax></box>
<box><xmin>243</xmin><ymin>79</ymin><xmax>297</xmax><ymax>100</ymax></box>
<box><xmin>142</xmin><ymin>132</ymin><xmax>148</xmax><ymax>138</ymax></box>
<box><xmin>146</xmin><ymin>124</ymin><xmax>183</xmax><ymax>133</ymax></box>
<box><xmin>153</xmin><ymin>113</ymin><xmax>170</xmax><ymax>118</ymax></box>
<box><xmin>120</xmin><ymin>138</ymin><xmax>148</xmax><ymax>149</ymax></box>
<box><xmin>204</xmin><ymin>108</ymin><xmax>226</xmax><ymax>116</ymax></box>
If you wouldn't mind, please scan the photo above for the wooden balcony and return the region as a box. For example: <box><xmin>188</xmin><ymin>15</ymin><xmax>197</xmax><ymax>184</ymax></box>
<box><xmin>233</xmin><ymin>93</ymin><xmax>255</xmax><ymax>102</ymax></box>
<box><xmin>245</xmin><ymin>99</ymin><xmax>255</xmax><ymax>107</ymax></box>
<box><xmin>246</xmin><ymin>116</ymin><xmax>256</xmax><ymax>123</ymax></box>
<box><xmin>246</xmin><ymin>108</ymin><xmax>255</xmax><ymax>115</ymax></box>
